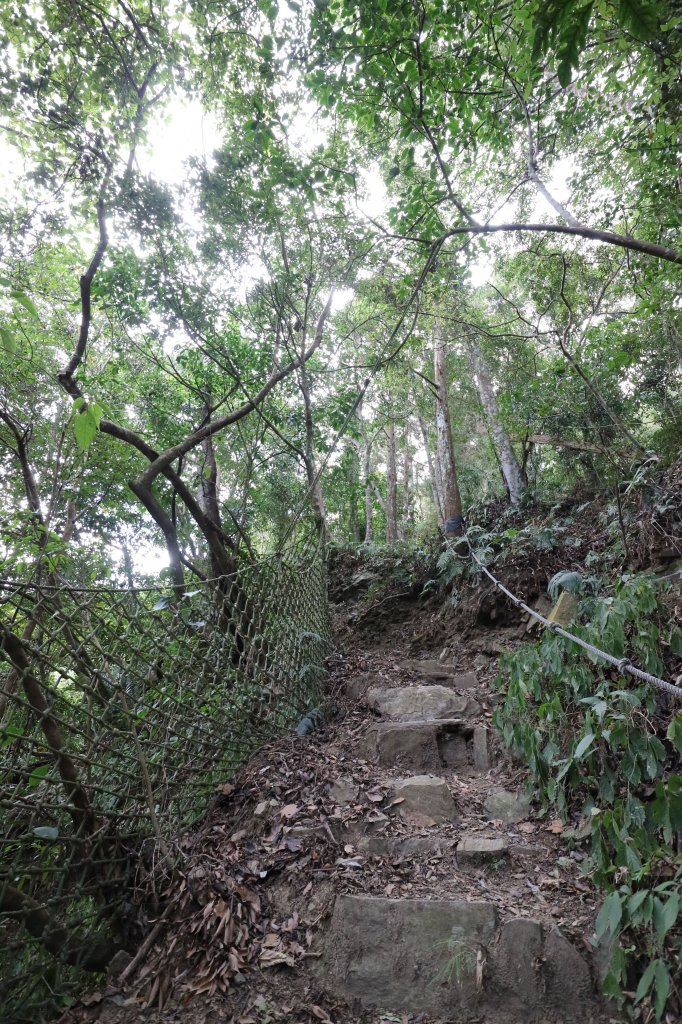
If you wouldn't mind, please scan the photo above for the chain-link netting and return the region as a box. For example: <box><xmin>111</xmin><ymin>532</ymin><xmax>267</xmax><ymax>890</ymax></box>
<box><xmin>0</xmin><ymin>551</ymin><xmax>332</xmax><ymax>1020</ymax></box>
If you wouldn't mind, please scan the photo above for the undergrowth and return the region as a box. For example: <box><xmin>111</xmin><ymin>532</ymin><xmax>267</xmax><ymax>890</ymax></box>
<box><xmin>494</xmin><ymin>573</ymin><xmax>682</xmax><ymax>1021</ymax></box>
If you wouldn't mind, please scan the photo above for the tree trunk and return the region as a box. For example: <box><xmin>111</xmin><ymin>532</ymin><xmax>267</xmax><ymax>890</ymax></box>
<box><xmin>363</xmin><ymin>435</ymin><xmax>373</xmax><ymax>543</ymax></box>
<box><xmin>385</xmin><ymin>422</ymin><xmax>399</xmax><ymax>543</ymax></box>
<box><xmin>401</xmin><ymin>426</ymin><xmax>412</xmax><ymax>539</ymax></box>
<box><xmin>468</xmin><ymin>341</ymin><xmax>527</xmax><ymax>505</ymax></box>
<box><xmin>433</xmin><ymin>329</ymin><xmax>463</xmax><ymax>535</ymax></box>
<box><xmin>417</xmin><ymin>411</ymin><xmax>444</xmax><ymax>524</ymax></box>
<box><xmin>299</xmin><ymin>361</ymin><xmax>327</xmax><ymax>543</ymax></box>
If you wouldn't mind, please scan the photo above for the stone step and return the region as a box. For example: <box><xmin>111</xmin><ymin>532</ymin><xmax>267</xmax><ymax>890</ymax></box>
<box><xmin>367</xmin><ymin>683</ymin><xmax>481</xmax><ymax>720</ymax></box>
<box><xmin>363</xmin><ymin>719</ymin><xmax>490</xmax><ymax>772</ymax></box>
<box><xmin>402</xmin><ymin>660</ymin><xmax>479</xmax><ymax>689</ymax></box>
<box><xmin>319</xmin><ymin>895</ymin><xmax>601</xmax><ymax>1022</ymax></box>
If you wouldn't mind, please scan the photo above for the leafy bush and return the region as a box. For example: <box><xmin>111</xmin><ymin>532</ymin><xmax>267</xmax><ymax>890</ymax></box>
<box><xmin>494</xmin><ymin>573</ymin><xmax>682</xmax><ymax>1020</ymax></box>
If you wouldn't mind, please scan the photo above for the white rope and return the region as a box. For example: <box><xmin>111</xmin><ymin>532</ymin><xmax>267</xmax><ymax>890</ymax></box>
<box><xmin>456</xmin><ymin>536</ymin><xmax>682</xmax><ymax>701</ymax></box>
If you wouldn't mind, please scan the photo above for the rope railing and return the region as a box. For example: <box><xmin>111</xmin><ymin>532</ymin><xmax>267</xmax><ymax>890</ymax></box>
<box><xmin>456</xmin><ymin>535</ymin><xmax>682</xmax><ymax>701</ymax></box>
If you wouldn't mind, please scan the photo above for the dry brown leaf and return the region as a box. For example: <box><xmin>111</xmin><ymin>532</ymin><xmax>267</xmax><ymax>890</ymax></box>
<box><xmin>517</xmin><ymin>822</ymin><xmax>536</xmax><ymax>833</ymax></box>
<box><xmin>546</xmin><ymin>819</ymin><xmax>564</xmax><ymax>834</ymax></box>
<box><xmin>262</xmin><ymin>933</ymin><xmax>280</xmax><ymax>947</ymax></box>
<box><xmin>310</xmin><ymin>1006</ymin><xmax>332</xmax><ymax>1023</ymax></box>
<box><xmin>280</xmin><ymin>803</ymin><xmax>299</xmax><ymax>820</ymax></box>
<box><xmin>260</xmin><ymin>948</ymin><xmax>295</xmax><ymax>968</ymax></box>
<box><xmin>215</xmin><ymin>782</ymin><xmax>235</xmax><ymax>796</ymax></box>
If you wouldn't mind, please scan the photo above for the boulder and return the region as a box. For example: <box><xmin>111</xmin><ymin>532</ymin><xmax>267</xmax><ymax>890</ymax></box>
<box><xmin>484</xmin><ymin>787</ymin><xmax>531</xmax><ymax>824</ymax></box>
<box><xmin>392</xmin><ymin>775</ymin><xmax>458</xmax><ymax>824</ymax></box>
<box><xmin>368</xmin><ymin>684</ymin><xmax>480</xmax><ymax>720</ymax></box>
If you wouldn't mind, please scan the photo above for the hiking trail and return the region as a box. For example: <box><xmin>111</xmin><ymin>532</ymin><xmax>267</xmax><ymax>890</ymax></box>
<box><xmin>64</xmin><ymin>585</ymin><xmax>620</xmax><ymax>1024</ymax></box>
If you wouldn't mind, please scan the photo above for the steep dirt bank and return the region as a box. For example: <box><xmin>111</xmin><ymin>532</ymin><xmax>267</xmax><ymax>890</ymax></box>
<box><xmin>58</xmin><ymin>578</ymin><xmax>622</xmax><ymax>1024</ymax></box>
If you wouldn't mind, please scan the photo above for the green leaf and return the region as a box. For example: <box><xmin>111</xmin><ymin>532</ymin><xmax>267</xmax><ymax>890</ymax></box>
<box><xmin>654</xmin><ymin>893</ymin><xmax>680</xmax><ymax>944</ymax></box>
<box><xmin>0</xmin><ymin>326</ymin><xmax>17</xmax><ymax>353</ymax></box>
<box><xmin>666</xmin><ymin>714</ymin><xmax>682</xmax><ymax>754</ymax></box>
<box><xmin>595</xmin><ymin>890</ymin><xmax>622</xmax><ymax>939</ymax></box>
<box><xmin>10</xmin><ymin>290</ymin><xmax>40</xmax><ymax>320</ymax></box>
<box><xmin>618</xmin><ymin>0</ymin><xmax>659</xmax><ymax>39</ymax></box>
<box><xmin>574</xmin><ymin>732</ymin><xmax>595</xmax><ymax>759</ymax></box>
<box><xmin>74</xmin><ymin>409</ymin><xmax>99</xmax><ymax>450</ymax></box>
<box><xmin>653</xmin><ymin>959</ymin><xmax>670</xmax><ymax>1019</ymax></box>
<box><xmin>28</xmin><ymin>763</ymin><xmax>51</xmax><ymax>787</ymax></box>
<box><xmin>634</xmin><ymin>958</ymin><xmax>656</xmax><ymax>1003</ymax></box>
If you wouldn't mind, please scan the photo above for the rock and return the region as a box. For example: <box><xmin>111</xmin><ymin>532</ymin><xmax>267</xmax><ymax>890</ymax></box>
<box><xmin>544</xmin><ymin>926</ymin><xmax>594</xmax><ymax>1007</ymax></box>
<box><xmin>456</xmin><ymin>836</ymin><xmax>509</xmax><ymax>864</ymax></box>
<box><xmin>473</xmin><ymin>725</ymin><xmax>490</xmax><ymax>771</ymax></box>
<box><xmin>548</xmin><ymin>591</ymin><xmax>579</xmax><ymax>627</ymax></box>
<box><xmin>564</xmin><ymin>817</ymin><xmax>592</xmax><ymax>842</ymax></box>
<box><xmin>343</xmin><ymin>674</ymin><xmax>374</xmax><ymax>700</ymax></box>
<box><xmin>368</xmin><ymin>684</ymin><xmax>480</xmax><ymax>720</ymax></box>
<box><xmin>322</xmin><ymin>895</ymin><xmax>497</xmax><ymax>1014</ymax></box>
<box><xmin>363</xmin><ymin>720</ymin><xmax>472</xmax><ymax>770</ymax></box>
<box><xmin>484</xmin><ymin>788</ymin><xmax>531</xmax><ymax>824</ymax></box>
<box><xmin>392</xmin><ymin>775</ymin><xmax>458</xmax><ymax>823</ymax></box>
<box><xmin>491</xmin><ymin>918</ymin><xmax>543</xmax><ymax>1009</ymax></box>
<box><xmin>327</xmin><ymin>776</ymin><xmax>358</xmax><ymax>804</ymax></box>
<box><xmin>320</xmin><ymin>897</ymin><xmax>601</xmax><ymax>1020</ymax></box>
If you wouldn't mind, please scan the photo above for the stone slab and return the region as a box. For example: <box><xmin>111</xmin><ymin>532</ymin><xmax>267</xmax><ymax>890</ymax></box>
<box><xmin>356</xmin><ymin>835</ymin><xmax>457</xmax><ymax>858</ymax></box>
<box><xmin>368</xmin><ymin>684</ymin><xmax>480</xmax><ymax>720</ymax></box>
<box><xmin>457</xmin><ymin>836</ymin><xmax>509</xmax><ymax>864</ymax></box>
<box><xmin>363</xmin><ymin>719</ymin><xmax>473</xmax><ymax>771</ymax></box>
<box><xmin>402</xmin><ymin>661</ymin><xmax>478</xmax><ymax>690</ymax></box>
<box><xmin>322</xmin><ymin>895</ymin><xmax>497</xmax><ymax>1014</ymax></box>
<box><xmin>320</xmin><ymin>895</ymin><xmax>600</xmax><ymax>1021</ymax></box>
<box><xmin>393</xmin><ymin>774</ymin><xmax>458</xmax><ymax>823</ymax></box>
<box><xmin>484</xmin><ymin>787</ymin><xmax>532</xmax><ymax>824</ymax></box>
<box><xmin>473</xmin><ymin>725</ymin><xmax>490</xmax><ymax>771</ymax></box>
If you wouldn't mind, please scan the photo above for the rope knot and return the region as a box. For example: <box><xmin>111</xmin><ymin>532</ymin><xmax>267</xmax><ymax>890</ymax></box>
<box><xmin>617</xmin><ymin>657</ymin><xmax>632</xmax><ymax>673</ymax></box>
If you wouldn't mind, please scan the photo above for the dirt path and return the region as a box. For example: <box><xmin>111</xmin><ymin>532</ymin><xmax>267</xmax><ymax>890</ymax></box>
<box><xmin>62</xmin><ymin>601</ymin><xmax>620</xmax><ymax>1024</ymax></box>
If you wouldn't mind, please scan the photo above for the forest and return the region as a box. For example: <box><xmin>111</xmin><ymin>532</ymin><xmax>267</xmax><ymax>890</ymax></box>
<box><xmin>0</xmin><ymin>1</ymin><xmax>681</xmax><ymax>1022</ymax></box>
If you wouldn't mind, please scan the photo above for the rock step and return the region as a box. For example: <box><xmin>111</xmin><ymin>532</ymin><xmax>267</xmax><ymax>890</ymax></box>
<box><xmin>320</xmin><ymin>895</ymin><xmax>602</xmax><ymax>1023</ymax></box>
<box><xmin>401</xmin><ymin>661</ymin><xmax>479</xmax><ymax>689</ymax></box>
<box><xmin>363</xmin><ymin>719</ymin><xmax>490</xmax><ymax>771</ymax></box>
<box><xmin>367</xmin><ymin>683</ymin><xmax>481</xmax><ymax>720</ymax></box>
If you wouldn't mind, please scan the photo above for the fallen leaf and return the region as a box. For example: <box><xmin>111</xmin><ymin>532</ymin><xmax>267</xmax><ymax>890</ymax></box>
<box><xmin>254</xmin><ymin>801</ymin><xmax>269</xmax><ymax>817</ymax></box>
<box><xmin>260</xmin><ymin>948</ymin><xmax>295</xmax><ymax>968</ymax></box>
<box><xmin>365</xmin><ymin>789</ymin><xmax>384</xmax><ymax>803</ymax></box>
<box><xmin>517</xmin><ymin>822</ymin><xmax>536</xmax><ymax>833</ymax></box>
<box><xmin>281</xmin><ymin>804</ymin><xmax>299</xmax><ymax>820</ymax></box>
<box><xmin>546</xmin><ymin>819</ymin><xmax>564</xmax><ymax>834</ymax></box>
<box><xmin>262</xmin><ymin>933</ymin><xmax>280</xmax><ymax>947</ymax></box>
<box><xmin>215</xmin><ymin>782</ymin><xmax>235</xmax><ymax>796</ymax></box>
<box><xmin>310</xmin><ymin>1006</ymin><xmax>332</xmax><ymax>1022</ymax></box>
